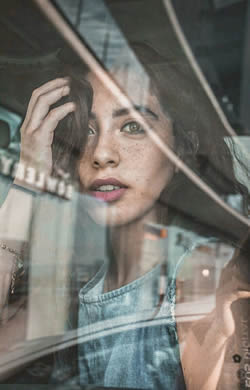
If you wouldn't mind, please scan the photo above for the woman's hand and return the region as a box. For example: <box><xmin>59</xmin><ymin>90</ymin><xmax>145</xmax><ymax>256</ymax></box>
<box><xmin>215</xmin><ymin>264</ymin><xmax>250</xmax><ymax>339</ymax></box>
<box><xmin>181</xmin><ymin>262</ymin><xmax>250</xmax><ymax>390</ymax></box>
<box><xmin>19</xmin><ymin>77</ymin><xmax>75</xmax><ymax>176</ymax></box>
<box><xmin>0</xmin><ymin>78</ymin><xmax>75</xmax><ymax>326</ymax></box>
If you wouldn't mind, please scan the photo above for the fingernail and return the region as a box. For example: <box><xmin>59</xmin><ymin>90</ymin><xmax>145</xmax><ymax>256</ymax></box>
<box><xmin>62</xmin><ymin>86</ymin><xmax>70</xmax><ymax>96</ymax></box>
<box><xmin>70</xmin><ymin>102</ymin><xmax>76</xmax><ymax>110</ymax></box>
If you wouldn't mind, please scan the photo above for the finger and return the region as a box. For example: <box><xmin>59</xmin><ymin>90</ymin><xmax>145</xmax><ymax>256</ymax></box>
<box><xmin>233</xmin><ymin>290</ymin><xmax>250</xmax><ymax>300</ymax></box>
<box><xmin>219</xmin><ymin>290</ymin><xmax>250</xmax><ymax>306</ymax></box>
<box><xmin>38</xmin><ymin>102</ymin><xmax>76</xmax><ymax>143</ymax></box>
<box><xmin>26</xmin><ymin>85</ymin><xmax>71</xmax><ymax>132</ymax></box>
<box><xmin>23</xmin><ymin>78</ymin><xmax>69</xmax><ymax>128</ymax></box>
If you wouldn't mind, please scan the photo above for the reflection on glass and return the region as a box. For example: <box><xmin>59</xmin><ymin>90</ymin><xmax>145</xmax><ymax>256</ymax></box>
<box><xmin>0</xmin><ymin>0</ymin><xmax>249</xmax><ymax>389</ymax></box>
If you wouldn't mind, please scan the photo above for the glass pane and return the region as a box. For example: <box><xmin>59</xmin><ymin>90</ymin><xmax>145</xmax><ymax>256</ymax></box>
<box><xmin>0</xmin><ymin>1</ymin><xmax>249</xmax><ymax>389</ymax></box>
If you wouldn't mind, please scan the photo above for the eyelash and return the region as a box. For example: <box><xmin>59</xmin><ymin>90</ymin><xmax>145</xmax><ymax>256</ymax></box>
<box><xmin>121</xmin><ymin>121</ymin><xmax>145</xmax><ymax>134</ymax></box>
<box><xmin>88</xmin><ymin>127</ymin><xmax>96</xmax><ymax>136</ymax></box>
<box><xmin>87</xmin><ymin>120</ymin><xmax>145</xmax><ymax>137</ymax></box>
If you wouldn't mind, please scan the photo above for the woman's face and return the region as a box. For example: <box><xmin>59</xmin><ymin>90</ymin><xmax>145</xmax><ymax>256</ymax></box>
<box><xmin>78</xmin><ymin>72</ymin><xmax>175</xmax><ymax>226</ymax></box>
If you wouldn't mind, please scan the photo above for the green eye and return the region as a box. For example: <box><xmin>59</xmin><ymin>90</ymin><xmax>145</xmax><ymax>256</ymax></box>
<box><xmin>121</xmin><ymin>121</ymin><xmax>145</xmax><ymax>134</ymax></box>
<box><xmin>88</xmin><ymin>127</ymin><xmax>95</xmax><ymax>135</ymax></box>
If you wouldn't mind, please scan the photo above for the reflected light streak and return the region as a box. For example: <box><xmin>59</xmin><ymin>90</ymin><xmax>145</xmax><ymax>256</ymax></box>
<box><xmin>33</xmin><ymin>0</ymin><xmax>250</xmax><ymax>227</ymax></box>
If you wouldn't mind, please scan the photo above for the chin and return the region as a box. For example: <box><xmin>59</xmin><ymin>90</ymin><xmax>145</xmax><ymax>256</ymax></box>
<box><xmin>86</xmin><ymin>201</ymin><xmax>156</xmax><ymax>228</ymax></box>
<box><xmin>86</xmin><ymin>208</ymin><xmax>129</xmax><ymax>227</ymax></box>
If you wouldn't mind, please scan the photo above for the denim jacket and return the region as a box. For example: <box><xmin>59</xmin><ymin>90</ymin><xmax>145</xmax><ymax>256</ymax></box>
<box><xmin>78</xmin><ymin>260</ymin><xmax>186</xmax><ymax>389</ymax></box>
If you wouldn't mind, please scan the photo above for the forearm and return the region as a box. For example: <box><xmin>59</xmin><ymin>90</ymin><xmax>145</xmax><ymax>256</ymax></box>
<box><xmin>0</xmin><ymin>183</ymin><xmax>33</xmax><ymax>311</ymax></box>
<box><xmin>0</xmin><ymin>183</ymin><xmax>34</xmax><ymax>249</ymax></box>
<box><xmin>182</xmin><ymin>316</ymin><xmax>228</xmax><ymax>390</ymax></box>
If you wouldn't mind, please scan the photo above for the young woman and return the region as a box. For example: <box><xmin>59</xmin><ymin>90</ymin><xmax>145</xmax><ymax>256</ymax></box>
<box><xmin>0</xmin><ymin>43</ymin><xmax>249</xmax><ymax>389</ymax></box>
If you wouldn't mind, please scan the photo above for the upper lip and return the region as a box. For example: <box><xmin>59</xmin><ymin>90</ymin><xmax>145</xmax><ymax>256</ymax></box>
<box><xmin>89</xmin><ymin>178</ymin><xmax>127</xmax><ymax>191</ymax></box>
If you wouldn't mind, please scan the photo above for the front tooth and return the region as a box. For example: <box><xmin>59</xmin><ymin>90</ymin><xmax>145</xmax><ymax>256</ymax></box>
<box><xmin>97</xmin><ymin>185</ymin><xmax>120</xmax><ymax>191</ymax></box>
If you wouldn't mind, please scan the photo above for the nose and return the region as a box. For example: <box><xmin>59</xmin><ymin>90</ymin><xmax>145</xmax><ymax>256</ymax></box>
<box><xmin>92</xmin><ymin>133</ymin><xmax>120</xmax><ymax>169</ymax></box>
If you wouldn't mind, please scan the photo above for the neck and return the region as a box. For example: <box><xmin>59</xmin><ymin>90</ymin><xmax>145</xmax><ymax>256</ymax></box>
<box><xmin>105</xmin><ymin>207</ymin><xmax>166</xmax><ymax>291</ymax></box>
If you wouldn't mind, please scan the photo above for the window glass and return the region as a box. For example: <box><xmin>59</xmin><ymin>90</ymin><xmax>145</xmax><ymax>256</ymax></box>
<box><xmin>0</xmin><ymin>1</ymin><xmax>249</xmax><ymax>389</ymax></box>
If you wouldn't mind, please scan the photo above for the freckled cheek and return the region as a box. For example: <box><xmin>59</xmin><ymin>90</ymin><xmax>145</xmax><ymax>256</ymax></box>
<box><xmin>121</xmin><ymin>144</ymin><xmax>145</xmax><ymax>176</ymax></box>
<box><xmin>125</xmin><ymin>146</ymin><xmax>167</xmax><ymax>198</ymax></box>
<box><xmin>121</xmin><ymin>142</ymin><xmax>141</xmax><ymax>158</ymax></box>
<box><xmin>124</xmin><ymin>144</ymin><xmax>145</xmax><ymax>168</ymax></box>
<box><xmin>123</xmin><ymin>142</ymin><xmax>150</xmax><ymax>161</ymax></box>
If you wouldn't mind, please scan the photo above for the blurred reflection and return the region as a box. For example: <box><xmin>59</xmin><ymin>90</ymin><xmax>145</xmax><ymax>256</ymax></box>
<box><xmin>0</xmin><ymin>1</ymin><xmax>249</xmax><ymax>389</ymax></box>
<box><xmin>54</xmin><ymin>0</ymin><xmax>150</xmax><ymax>103</ymax></box>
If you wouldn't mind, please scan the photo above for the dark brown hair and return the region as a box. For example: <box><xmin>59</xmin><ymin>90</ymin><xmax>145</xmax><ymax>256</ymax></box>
<box><xmin>52</xmin><ymin>65</ymin><xmax>93</xmax><ymax>180</ymax></box>
<box><xmin>50</xmin><ymin>43</ymin><xmax>249</xmax><ymax>380</ymax></box>
<box><xmin>53</xmin><ymin>43</ymin><xmax>242</xmax><ymax>192</ymax></box>
<box><xmin>52</xmin><ymin>43</ymin><xmax>248</xmax><ymax>239</ymax></box>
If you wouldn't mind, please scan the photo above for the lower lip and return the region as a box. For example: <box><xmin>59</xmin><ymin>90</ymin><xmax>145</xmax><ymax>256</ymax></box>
<box><xmin>90</xmin><ymin>188</ymin><xmax>127</xmax><ymax>202</ymax></box>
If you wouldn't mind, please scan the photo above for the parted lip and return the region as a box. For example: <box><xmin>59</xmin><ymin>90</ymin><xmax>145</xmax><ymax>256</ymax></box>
<box><xmin>89</xmin><ymin>178</ymin><xmax>127</xmax><ymax>191</ymax></box>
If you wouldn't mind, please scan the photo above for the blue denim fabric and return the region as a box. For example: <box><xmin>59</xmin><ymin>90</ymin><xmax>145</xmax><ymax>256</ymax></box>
<box><xmin>78</xmin><ymin>262</ymin><xmax>186</xmax><ymax>389</ymax></box>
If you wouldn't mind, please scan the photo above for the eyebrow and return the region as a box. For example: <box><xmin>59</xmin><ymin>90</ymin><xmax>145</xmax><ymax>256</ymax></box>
<box><xmin>113</xmin><ymin>105</ymin><xmax>159</xmax><ymax>120</ymax></box>
<box><xmin>89</xmin><ymin>105</ymin><xmax>159</xmax><ymax>120</ymax></box>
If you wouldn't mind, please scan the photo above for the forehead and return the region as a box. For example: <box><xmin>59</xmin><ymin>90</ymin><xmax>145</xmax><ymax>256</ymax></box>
<box><xmin>87</xmin><ymin>71</ymin><xmax>161</xmax><ymax>116</ymax></box>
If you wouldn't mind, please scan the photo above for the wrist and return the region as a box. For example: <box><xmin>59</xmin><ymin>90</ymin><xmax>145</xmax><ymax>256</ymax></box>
<box><xmin>207</xmin><ymin>318</ymin><xmax>230</xmax><ymax>345</ymax></box>
<box><xmin>13</xmin><ymin>161</ymin><xmax>39</xmax><ymax>194</ymax></box>
<box><xmin>12</xmin><ymin>163</ymin><xmax>74</xmax><ymax>200</ymax></box>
